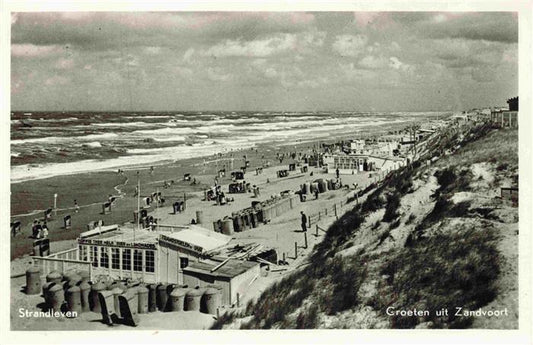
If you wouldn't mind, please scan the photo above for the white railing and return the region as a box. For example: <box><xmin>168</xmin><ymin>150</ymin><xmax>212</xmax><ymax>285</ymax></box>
<box><xmin>47</xmin><ymin>247</ymin><xmax>79</xmax><ymax>260</ymax></box>
<box><xmin>153</xmin><ymin>224</ymin><xmax>189</xmax><ymax>233</ymax></box>
<box><xmin>32</xmin><ymin>247</ymin><xmax>93</xmax><ymax>281</ymax></box>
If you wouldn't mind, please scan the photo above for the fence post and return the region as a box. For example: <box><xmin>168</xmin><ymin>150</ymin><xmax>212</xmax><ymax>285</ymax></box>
<box><xmin>318</xmin><ymin>212</ymin><xmax>321</xmax><ymax>221</ymax></box>
<box><xmin>308</xmin><ymin>215</ymin><xmax>311</xmax><ymax>227</ymax></box>
<box><xmin>294</xmin><ymin>242</ymin><xmax>298</xmax><ymax>258</ymax></box>
<box><xmin>283</xmin><ymin>252</ymin><xmax>286</xmax><ymax>263</ymax></box>
<box><xmin>304</xmin><ymin>232</ymin><xmax>308</xmax><ymax>249</ymax></box>
<box><xmin>315</xmin><ymin>224</ymin><xmax>319</xmax><ymax>237</ymax></box>
<box><xmin>325</xmin><ymin>208</ymin><xmax>328</xmax><ymax>216</ymax></box>
<box><xmin>237</xmin><ymin>293</ymin><xmax>240</xmax><ymax>308</ymax></box>
<box><xmin>334</xmin><ymin>204</ymin><xmax>337</xmax><ymax>217</ymax></box>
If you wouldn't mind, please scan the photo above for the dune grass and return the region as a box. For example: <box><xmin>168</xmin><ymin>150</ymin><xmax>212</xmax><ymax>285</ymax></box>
<box><xmin>214</xmin><ymin>122</ymin><xmax>508</xmax><ymax>329</ymax></box>
<box><xmin>236</xmin><ymin>252</ymin><xmax>367</xmax><ymax>329</ymax></box>
<box><xmin>374</xmin><ymin>226</ymin><xmax>500</xmax><ymax>328</ymax></box>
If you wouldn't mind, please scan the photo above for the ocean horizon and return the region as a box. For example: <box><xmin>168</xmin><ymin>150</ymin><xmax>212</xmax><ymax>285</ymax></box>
<box><xmin>11</xmin><ymin>111</ymin><xmax>447</xmax><ymax>183</ymax></box>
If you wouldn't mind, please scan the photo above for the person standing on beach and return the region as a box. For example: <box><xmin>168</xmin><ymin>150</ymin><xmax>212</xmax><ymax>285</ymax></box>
<box><xmin>300</xmin><ymin>211</ymin><xmax>307</xmax><ymax>232</ymax></box>
<box><xmin>35</xmin><ymin>221</ymin><xmax>42</xmax><ymax>239</ymax></box>
<box><xmin>42</xmin><ymin>222</ymin><xmax>49</xmax><ymax>238</ymax></box>
<box><xmin>31</xmin><ymin>220</ymin><xmax>38</xmax><ymax>238</ymax></box>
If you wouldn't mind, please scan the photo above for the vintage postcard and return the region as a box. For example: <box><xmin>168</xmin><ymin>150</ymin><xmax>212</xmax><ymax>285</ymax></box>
<box><xmin>1</xmin><ymin>1</ymin><xmax>531</xmax><ymax>344</ymax></box>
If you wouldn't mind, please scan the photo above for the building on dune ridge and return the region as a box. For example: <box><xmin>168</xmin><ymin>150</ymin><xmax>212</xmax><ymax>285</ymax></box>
<box><xmin>490</xmin><ymin>96</ymin><xmax>518</xmax><ymax>128</ymax></box>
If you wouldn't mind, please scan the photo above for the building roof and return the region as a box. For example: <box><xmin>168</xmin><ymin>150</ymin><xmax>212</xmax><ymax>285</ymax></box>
<box><xmin>160</xmin><ymin>225</ymin><xmax>231</xmax><ymax>252</ymax></box>
<box><xmin>184</xmin><ymin>258</ymin><xmax>259</xmax><ymax>279</ymax></box>
<box><xmin>78</xmin><ymin>224</ymin><xmax>231</xmax><ymax>253</ymax></box>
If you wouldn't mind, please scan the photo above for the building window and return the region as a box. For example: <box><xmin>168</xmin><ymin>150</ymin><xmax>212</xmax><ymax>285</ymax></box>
<box><xmin>79</xmin><ymin>245</ymin><xmax>87</xmax><ymax>262</ymax></box>
<box><xmin>111</xmin><ymin>248</ymin><xmax>120</xmax><ymax>269</ymax></box>
<box><xmin>180</xmin><ymin>257</ymin><xmax>189</xmax><ymax>269</ymax></box>
<box><xmin>133</xmin><ymin>250</ymin><xmax>143</xmax><ymax>272</ymax></box>
<box><xmin>100</xmin><ymin>247</ymin><xmax>109</xmax><ymax>268</ymax></box>
<box><xmin>122</xmin><ymin>248</ymin><xmax>131</xmax><ymax>271</ymax></box>
<box><xmin>92</xmin><ymin>246</ymin><xmax>98</xmax><ymax>267</ymax></box>
<box><xmin>145</xmin><ymin>250</ymin><xmax>155</xmax><ymax>273</ymax></box>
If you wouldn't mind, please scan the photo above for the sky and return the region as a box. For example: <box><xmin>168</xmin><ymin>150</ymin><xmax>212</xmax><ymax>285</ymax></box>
<box><xmin>10</xmin><ymin>12</ymin><xmax>518</xmax><ymax>112</ymax></box>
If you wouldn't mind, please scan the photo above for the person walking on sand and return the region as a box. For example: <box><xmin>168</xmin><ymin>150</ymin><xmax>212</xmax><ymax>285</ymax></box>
<box><xmin>42</xmin><ymin>222</ymin><xmax>49</xmax><ymax>238</ymax></box>
<box><xmin>300</xmin><ymin>211</ymin><xmax>307</xmax><ymax>232</ymax></box>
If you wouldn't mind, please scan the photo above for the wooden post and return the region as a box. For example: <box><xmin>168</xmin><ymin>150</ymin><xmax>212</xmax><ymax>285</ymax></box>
<box><xmin>334</xmin><ymin>204</ymin><xmax>337</xmax><ymax>217</ymax></box>
<box><xmin>236</xmin><ymin>293</ymin><xmax>240</xmax><ymax>308</ymax></box>
<box><xmin>325</xmin><ymin>208</ymin><xmax>328</xmax><ymax>216</ymax></box>
<box><xmin>308</xmin><ymin>215</ymin><xmax>311</xmax><ymax>227</ymax></box>
<box><xmin>304</xmin><ymin>232</ymin><xmax>308</xmax><ymax>249</ymax></box>
<box><xmin>294</xmin><ymin>242</ymin><xmax>298</xmax><ymax>258</ymax></box>
<box><xmin>318</xmin><ymin>212</ymin><xmax>321</xmax><ymax>221</ymax></box>
<box><xmin>282</xmin><ymin>252</ymin><xmax>286</xmax><ymax>263</ymax></box>
<box><xmin>315</xmin><ymin>224</ymin><xmax>319</xmax><ymax>237</ymax></box>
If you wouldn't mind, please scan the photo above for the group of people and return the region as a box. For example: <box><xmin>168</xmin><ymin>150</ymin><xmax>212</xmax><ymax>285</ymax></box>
<box><xmin>31</xmin><ymin>220</ymin><xmax>48</xmax><ymax>239</ymax></box>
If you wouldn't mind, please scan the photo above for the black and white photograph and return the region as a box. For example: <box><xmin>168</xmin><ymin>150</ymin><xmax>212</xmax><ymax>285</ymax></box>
<box><xmin>2</xmin><ymin>2</ymin><xmax>532</xmax><ymax>344</ymax></box>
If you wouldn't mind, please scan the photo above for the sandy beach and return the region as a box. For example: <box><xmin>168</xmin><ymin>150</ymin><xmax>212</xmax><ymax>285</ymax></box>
<box><xmin>10</xmin><ymin>119</ymin><xmax>415</xmax><ymax>260</ymax></box>
<box><xmin>9</xmin><ymin>117</ymin><xmax>406</xmax><ymax>331</ymax></box>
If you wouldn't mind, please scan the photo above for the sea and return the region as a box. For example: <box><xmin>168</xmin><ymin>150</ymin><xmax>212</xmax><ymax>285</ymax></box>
<box><xmin>10</xmin><ymin>111</ymin><xmax>447</xmax><ymax>183</ymax></box>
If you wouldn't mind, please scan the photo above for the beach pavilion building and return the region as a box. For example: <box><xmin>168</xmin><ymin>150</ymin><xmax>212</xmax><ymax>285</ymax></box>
<box><xmin>323</xmin><ymin>153</ymin><xmax>406</xmax><ymax>175</ymax></box>
<box><xmin>33</xmin><ymin>224</ymin><xmax>260</xmax><ymax>305</ymax></box>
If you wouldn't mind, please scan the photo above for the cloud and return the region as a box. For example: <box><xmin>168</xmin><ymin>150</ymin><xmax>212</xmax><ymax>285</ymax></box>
<box><xmin>11</xmin><ymin>44</ymin><xmax>63</xmax><ymax>57</ymax></box>
<box><xmin>207</xmin><ymin>67</ymin><xmax>231</xmax><ymax>81</ymax></box>
<box><xmin>174</xmin><ymin>66</ymin><xmax>193</xmax><ymax>79</ymax></box>
<box><xmin>9</xmin><ymin>12</ymin><xmax>518</xmax><ymax>112</ymax></box>
<box><xmin>112</xmin><ymin>54</ymin><xmax>139</xmax><ymax>67</ymax></box>
<box><xmin>183</xmin><ymin>48</ymin><xmax>195</xmax><ymax>63</ymax></box>
<box><xmin>470</xmin><ymin>66</ymin><xmax>496</xmax><ymax>83</ymax></box>
<box><xmin>144</xmin><ymin>46</ymin><xmax>161</xmax><ymax>55</ymax></box>
<box><xmin>55</xmin><ymin>58</ymin><xmax>74</xmax><ymax>69</ymax></box>
<box><xmin>353</xmin><ymin>12</ymin><xmax>382</xmax><ymax>28</ymax></box>
<box><xmin>389</xmin><ymin>57</ymin><xmax>411</xmax><ymax>72</ymax></box>
<box><xmin>205</xmin><ymin>34</ymin><xmax>296</xmax><ymax>58</ymax></box>
<box><xmin>428</xmin><ymin>38</ymin><xmax>512</xmax><ymax>71</ymax></box>
<box><xmin>340</xmin><ymin>62</ymin><xmax>376</xmax><ymax>80</ymax></box>
<box><xmin>11</xmin><ymin>12</ymin><xmax>317</xmax><ymax>52</ymax></box>
<box><xmin>359</xmin><ymin>55</ymin><xmax>389</xmax><ymax>69</ymax></box>
<box><xmin>502</xmin><ymin>47</ymin><xmax>517</xmax><ymax>63</ymax></box>
<box><xmin>44</xmin><ymin>75</ymin><xmax>70</xmax><ymax>86</ymax></box>
<box><xmin>204</xmin><ymin>31</ymin><xmax>324</xmax><ymax>58</ymax></box>
<box><xmin>421</xmin><ymin>13</ymin><xmax>518</xmax><ymax>43</ymax></box>
<box><xmin>264</xmin><ymin>68</ymin><xmax>278</xmax><ymax>79</ymax></box>
<box><xmin>332</xmin><ymin>34</ymin><xmax>368</xmax><ymax>57</ymax></box>
<box><xmin>390</xmin><ymin>41</ymin><xmax>400</xmax><ymax>51</ymax></box>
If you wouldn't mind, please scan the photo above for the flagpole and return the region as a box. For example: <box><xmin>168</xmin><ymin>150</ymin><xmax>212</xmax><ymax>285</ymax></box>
<box><xmin>136</xmin><ymin>172</ymin><xmax>140</xmax><ymax>241</ymax></box>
